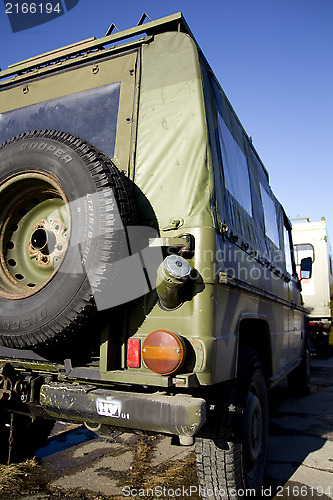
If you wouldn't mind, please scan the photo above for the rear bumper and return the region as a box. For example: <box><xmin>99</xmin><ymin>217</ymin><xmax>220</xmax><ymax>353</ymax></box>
<box><xmin>39</xmin><ymin>382</ymin><xmax>206</xmax><ymax>437</ymax></box>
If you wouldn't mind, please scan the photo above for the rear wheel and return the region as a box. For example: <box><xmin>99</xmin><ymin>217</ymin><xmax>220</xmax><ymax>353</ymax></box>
<box><xmin>316</xmin><ymin>334</ymin><xmax>330</xmax><ymax>360</ymax></box>
<box><xmin>195</xmin><ymin>349</ymin><xmax>269</xmax><ymax>499</ymax></box>
<box><xmin>288</xmin><ymin>338</ymin><xmax>311</xmax><ymax>396</ymax></box>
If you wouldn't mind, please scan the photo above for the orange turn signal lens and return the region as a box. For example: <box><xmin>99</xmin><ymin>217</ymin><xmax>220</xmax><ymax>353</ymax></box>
<box><xmin>142</xmin><ymin>330</ymin><xmax>185</xmax><ymax>375</ymax></box>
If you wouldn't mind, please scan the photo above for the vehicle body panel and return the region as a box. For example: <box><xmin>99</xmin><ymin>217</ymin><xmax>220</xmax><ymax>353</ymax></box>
<box><xmin>0</xmin><ymin>13</ymin><xmax>307</xmax><ymax>437</ymax></box>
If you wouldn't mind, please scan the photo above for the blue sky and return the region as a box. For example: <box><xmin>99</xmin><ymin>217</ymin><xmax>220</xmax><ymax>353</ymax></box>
<box><xmin>0</xmin><ymin>0</ymin><xmax>332</xmax><ymax>238</ymax></box>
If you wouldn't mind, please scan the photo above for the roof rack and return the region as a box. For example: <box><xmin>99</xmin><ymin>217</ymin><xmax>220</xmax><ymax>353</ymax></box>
<box><xmin>0</xmin><ymin>12</ymin><xmax>193</xmax><ymax>82</ymax></box>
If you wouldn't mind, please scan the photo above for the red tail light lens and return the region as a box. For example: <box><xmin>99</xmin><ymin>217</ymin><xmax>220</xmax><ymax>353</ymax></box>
<box><xmin>127</xmin><ymin>338</ymin><xmax>141</xmax><ymax>368</ymax></box>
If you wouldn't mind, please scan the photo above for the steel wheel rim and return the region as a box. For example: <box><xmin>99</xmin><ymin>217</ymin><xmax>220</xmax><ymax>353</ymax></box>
<box><xmin>245</xmin><ymin>390</ymin><xmax>262</xmax><ymax>464</ymax></box>
<box><xmin>0</xmin><ymin>172</ymin><xmax>70</xmax><ymax>299</ymax></box>
<box><xmin>244</xmin><ymin>377</ymin><xmax>265</xmax><ymax>484</ymax></box>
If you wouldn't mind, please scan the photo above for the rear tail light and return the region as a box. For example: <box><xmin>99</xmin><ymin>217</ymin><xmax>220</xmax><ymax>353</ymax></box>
<box><xmin>127</xmin><ymin>338</ymin><xmax>141</xmax><ymax>368</ymax></box>
<box><xmin>142</xmin><ymin>330</ymin><xmax>186</xmax><ymax>375</ymax></box>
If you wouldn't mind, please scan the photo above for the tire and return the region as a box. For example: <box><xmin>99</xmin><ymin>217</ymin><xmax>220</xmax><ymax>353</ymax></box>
<box><xmin>316</xmin><ymin>334</ymin><xmax>330</xmax><ymax>360</ymax></box>
<box><xmin>288</xmin><ymin>337</ymin><xmax>311</xmax><ymax>396</ymax></box>
<box><xmin>0</xmin><ymin>410</ymin><xmax>54</xmax><ymax>464</ymax></box>
<box><xmin>195</xmin><ymin>349</ymin><xmax>269</xmax><ymax>499</ymax></box>
<box><xmin>0</xmin><ymin>130</ymin><xmax>136</xmax><ymax>350</ymax></box>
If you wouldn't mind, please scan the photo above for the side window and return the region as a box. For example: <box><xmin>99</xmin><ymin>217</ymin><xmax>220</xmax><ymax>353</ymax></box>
<box><xmin>0</xmin><ymin>83</ymin><xmax>121</xmax><ymax>159</ymax></box>
<box><xmin>294</xmin><ymin>244</ymin><xmax>315</xmax><ymax>265</ymax></box>
<box><xmin>217</xmin><ymin>114</ymin><xmax>252</xmax><ymax>216</ymax></box>
<box><xmin>260</xmin><ymin>184</ymin><xmax>279</xmax><ymax>247</ymax></box>
<box><xmin>283</xmin><ymin>226</ymin><xmax>293</xmax><ymax>275</ymax></box>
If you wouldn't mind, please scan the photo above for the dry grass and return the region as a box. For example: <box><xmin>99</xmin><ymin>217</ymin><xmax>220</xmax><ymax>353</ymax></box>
<box><xmin>130</xmin><ymin>437</ymin><xmax>153</xmax><ymax>481</ymax></box>
<box><xmin>126</xmin><ymin>437</ymin><xmax>199</xmax><ymax>495</ymax></box>
<box><xmin>0</xmin><ymin>458</ymin><xmax>38</xmax><ymax>492</ymax></box>
<box><xmin>148</xmin><ymin>452</ymin><xmax>197</xmax><ymax>489</ymax></box>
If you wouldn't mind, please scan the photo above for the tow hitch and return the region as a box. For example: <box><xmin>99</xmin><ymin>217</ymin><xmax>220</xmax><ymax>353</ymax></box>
<box><xmin>0</xmin><ymin>372</ymin><xmax>12</xmax><ymax>401</ymax></box>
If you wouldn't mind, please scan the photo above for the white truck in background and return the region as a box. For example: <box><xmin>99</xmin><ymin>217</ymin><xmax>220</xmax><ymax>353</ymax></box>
<box><xmin>292</xmin><ymin>218</ymin><xmax>333</xmax><ymax>358</ymax></box>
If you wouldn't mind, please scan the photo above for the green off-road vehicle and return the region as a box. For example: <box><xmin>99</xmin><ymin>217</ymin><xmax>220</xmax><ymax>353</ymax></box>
<box><xmin>0</xmin><ymin>13</ymin><xmax>311</xmax><ymax>498</ymax></box>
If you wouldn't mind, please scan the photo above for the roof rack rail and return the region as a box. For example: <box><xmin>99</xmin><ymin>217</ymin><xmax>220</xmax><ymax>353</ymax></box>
<box><xmin>0</xmin><ymin>12</ymin><xmax>194</xmax><ymax>82</ymax></box>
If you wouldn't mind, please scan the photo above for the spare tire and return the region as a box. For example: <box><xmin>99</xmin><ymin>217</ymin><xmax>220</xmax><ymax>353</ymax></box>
<box><xmin>0</xmin><ymin>130</ymin><xmax>136</xmax><ymax>350</ymax></box>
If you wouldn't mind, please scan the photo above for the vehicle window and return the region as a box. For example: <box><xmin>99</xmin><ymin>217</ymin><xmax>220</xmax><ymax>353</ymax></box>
<box><xmin>217</xmin><ymin>114</ymin><xmax>252</xmax><ymax>216</ymax></box>
<box><xmin>260</xmin><ymin>184</ymin><xmax>279</xmax><ymax>247</ymax></box>
<box><xmin>0</xmin><ymin>82</ymin><xmax>121</xmax><ymax>159</ymax></box>
<box><xmin>283</xmin><ymin>227</ymin><xmax>293</xmax><ymax>275</ymax></box>
<box><xmin>294</xmin><ymin>244</ymin><xmax>315</xmax><ymax>265</ymax></box>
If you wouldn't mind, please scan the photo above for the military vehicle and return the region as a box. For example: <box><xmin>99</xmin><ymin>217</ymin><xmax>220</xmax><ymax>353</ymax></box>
<box><xmin>0</xmin><ymin>12</ymin><xmax>311</xmax><ymax>498</ymax></box>
<box><xmin>293</xmin><ymin>218</ymin><xmax>333</xmax><ymax>358</ymax></box>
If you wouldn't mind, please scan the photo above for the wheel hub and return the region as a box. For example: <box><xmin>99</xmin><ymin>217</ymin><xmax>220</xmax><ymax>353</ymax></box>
<box><xmin>245</xmin><ymin>391</ymin><xmax>262</xmax><ymax>463</ymax></box>
<box><xmin>28</xmin><ymin>218</ymin><xmax>67</xmax><ymax>268</ymax></box>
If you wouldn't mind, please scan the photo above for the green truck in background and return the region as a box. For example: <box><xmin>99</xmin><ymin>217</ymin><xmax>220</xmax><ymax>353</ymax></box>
<box><xmin>0</xmin><ymin>13</ymin><xmax>311</xmax><ymax>498</ymax></box>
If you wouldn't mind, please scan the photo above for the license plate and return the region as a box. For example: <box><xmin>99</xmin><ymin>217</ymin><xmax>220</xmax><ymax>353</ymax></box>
<box><xmin>96</xmin><ymin>398</ymin><xmax>121</xmax><ymax>418</ymax></box>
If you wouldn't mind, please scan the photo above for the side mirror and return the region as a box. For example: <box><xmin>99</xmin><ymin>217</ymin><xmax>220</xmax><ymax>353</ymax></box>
<box><xmin>300</xmin><ymin>257</ymin><xmax>312</xmax><ymax>280</ymax></box>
